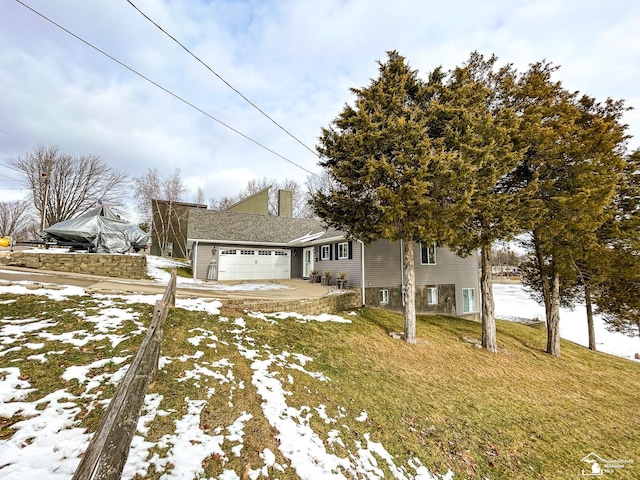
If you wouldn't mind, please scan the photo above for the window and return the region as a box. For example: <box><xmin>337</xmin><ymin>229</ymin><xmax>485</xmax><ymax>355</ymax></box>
<box><xmin>321</xmin><ymin>245</ymin><xmax>330</xmax><ymax>260</ymax></box>
<box><xmin>240</xmin><ymin>250</ymin><xmax>254</xmax><ymax>255</ymax></box>
<box><xmin>337</xmin><ymin>242</ymin><xmax>349</xmax><ymax>259</ymax></box>
<box><xmin>221</xmin><ymin>249</ymin><xmax>237</xmax><ymax>255</ymax></box>
<box><xmin>379</xmin><ymin>289</ymin><xmax>389</xmax><ymax>304</ymax></box>
<box><xmin>420</xmin><ymin>242</ymin><xmax>436</xmax><ymax>265</ymax></box>
<box><xmin>274</xmin><ymin>251</ymin><xmax>288</xmax><ymax>256</ymax></box>
<box><xmin>258</xmin><ymin>250</ymin><xmax>272</xmax><ymax>256</ymax></box>
<box><xmin>427</xmin><ymin>287</ymin><xmax>438</xmax><ymax>305</ymax></box>
<box><xmin>462</xmin><ymin>288</ymin><xmax>476</xmax><ymax>313</ymax></box>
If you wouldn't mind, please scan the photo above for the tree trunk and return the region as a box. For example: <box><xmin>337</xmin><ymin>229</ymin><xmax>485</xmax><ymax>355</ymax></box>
<box><xmin>402</xmin><ymin>238</ymin><xmax>417</xmax><ymax>344</ymax></box>
<box><xmin>533</xmin><ymin>234</ymin><xmax>551</xmax><ymax>321</ymax></box>
<box><xmin>480</xmin><ymin>243</ymin><xmax>498</xmax><ymax>353</ymax></box>
<box><xmin>546</xmin><ymin>270</ymin><xmax>561</xmax><ymax>356</ymax></box>
<box><xmin>585</xmin><ymin>283</ymin><xmax>596</xmax><ymax>351</ymax></box>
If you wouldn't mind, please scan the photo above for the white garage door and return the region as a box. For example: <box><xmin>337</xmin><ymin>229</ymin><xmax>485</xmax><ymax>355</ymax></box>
<box><xmin>218</xmin><ymin>248</ymin><xmax>290</xmax><ymax>281</ymax></box>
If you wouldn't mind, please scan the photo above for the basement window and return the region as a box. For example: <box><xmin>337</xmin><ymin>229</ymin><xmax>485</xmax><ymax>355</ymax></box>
<box><xmin>463</xmin><ymin>288</ymin><xmax>476</xmax><ymax>313</ymax></box>
<box><xmin>379</xmin><ymin>289</ymin><xmax>389</xmax><ymax>304</ymax></box>
<box><xmin>427</xmin><ymin>287</ymin><xmax>438</xmax><ymax>305</ymax></box>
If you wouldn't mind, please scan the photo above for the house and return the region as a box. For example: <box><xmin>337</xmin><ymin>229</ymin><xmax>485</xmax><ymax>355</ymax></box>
<box><xmin>152</xmin><ymin>189</ymin><xmax>480</xmax><ymax>317</ymax></box>
<box><xmin>150</xmin><ymin>189</ymin><xmax>291</xmax><ymax>258</ymax></box>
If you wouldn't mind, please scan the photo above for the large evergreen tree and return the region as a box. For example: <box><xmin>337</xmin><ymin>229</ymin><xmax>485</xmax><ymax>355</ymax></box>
<box><xmin>310</xmin><ymin>51</ymin><xmax>474</xmax><ymax>344</ymax></box>
<box><xmin>434</xmin><ymin>52</ymin><xmax>522</xmax><ymax>353</ymax></box>
<box><xmin>593</xmin><ymin>149</ymin><xmax>640</xmax><ymax>339</ymax></box>
<box><xmin>512</xmin><ymin>63</ymin><xmax>628</xmax><ymax>356</ymax></box>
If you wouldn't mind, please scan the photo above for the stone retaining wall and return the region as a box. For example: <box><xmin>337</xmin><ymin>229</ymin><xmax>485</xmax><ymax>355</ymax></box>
<box><xmin>223</xmin><ymin>289</ymin><xmax>362</xmax><ymax>315</ymax></box>
<box><xmin>6</xmin><ymin>251</ymin><xmax>147</xmax><ymax>280</ymax></box>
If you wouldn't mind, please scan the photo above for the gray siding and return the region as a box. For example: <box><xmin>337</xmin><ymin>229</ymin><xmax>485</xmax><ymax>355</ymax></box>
<box><xmin>193</xmin><ymin>241</ymin><xmax>217</xmax><ymax>281</ymax></box>
<box><xmin>412</xmin><ymin>243</ymin><xmax>480</xmax><ymax>316</ymax></box>
<box><xmin>313</xmin><ymin>240</ymin><xmax>362</xmax><ymax>287</ymax></box>
<box><xmin>362</xmin><ymin>240</ymin><xmax>480</xmax><ymax>317</ymax></box>
<box><xmin>363</xmin><ymin>239</ymin><xmax>402</xmax><ymax>288</ymax></box>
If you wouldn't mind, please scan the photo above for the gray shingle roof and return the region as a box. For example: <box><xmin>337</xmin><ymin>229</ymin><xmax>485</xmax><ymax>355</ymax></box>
<box><xmin>187</xmin><ymin>209</ymin><xmax>344</xmax><ymax>245</ymax></box>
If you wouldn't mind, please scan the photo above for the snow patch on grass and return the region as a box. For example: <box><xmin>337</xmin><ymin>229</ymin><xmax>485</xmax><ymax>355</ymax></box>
<box><xmin>248</xmin><ymin>311</ymin><xmax>352</xmax><ymax>324</ymax></box>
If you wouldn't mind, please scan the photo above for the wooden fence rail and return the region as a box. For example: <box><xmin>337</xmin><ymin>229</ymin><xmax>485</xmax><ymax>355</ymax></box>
<box><xmin>72</xmin><ymin>270</ymin><xmax>177</xmax><ymax>480</ymax></box>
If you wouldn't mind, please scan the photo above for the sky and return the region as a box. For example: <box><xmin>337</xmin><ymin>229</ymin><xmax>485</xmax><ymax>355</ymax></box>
<box><xmin>2</xmin><ymin>0</ymin><xmax>640</xmax><ymax>214</ymax></box>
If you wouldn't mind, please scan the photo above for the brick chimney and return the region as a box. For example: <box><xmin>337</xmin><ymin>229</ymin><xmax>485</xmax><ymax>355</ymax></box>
<box><xmin>278</xmin><ymin>190</ymin><xmax>293</xmax><ymax>217</ymax></box>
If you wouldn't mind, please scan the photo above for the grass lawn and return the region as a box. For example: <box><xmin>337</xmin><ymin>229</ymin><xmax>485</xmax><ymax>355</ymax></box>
<box><xmin>1</xmin><ymin>288</ymin><xmax>638</xmax><ymax>479</ymax></box>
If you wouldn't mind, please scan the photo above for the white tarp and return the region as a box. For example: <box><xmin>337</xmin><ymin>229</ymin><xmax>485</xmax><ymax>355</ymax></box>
<box><xmin>43</xmin><ymin>206</ymin><xmax>150</xmax><ymax>254</ymax></box>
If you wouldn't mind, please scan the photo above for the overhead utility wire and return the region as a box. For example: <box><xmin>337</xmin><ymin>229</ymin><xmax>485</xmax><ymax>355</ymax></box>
<box><xmin>126</xmin><ymin>0</ymin><xmax>320</xmax><ymax>160</ymax></box>
<box><xmin>0</xmin><ymin>127</ymin><xmax>29</xmax><ymax>148</ymax></box>
<box><xmin>14</xmin><ymin>0</ymin><xmax>318</xmax><ymax>177</ymax></box>
<box><xmin>0</xmin><ymin>172</ymin><xmax>21</xmax><ymax>181</ymax></box>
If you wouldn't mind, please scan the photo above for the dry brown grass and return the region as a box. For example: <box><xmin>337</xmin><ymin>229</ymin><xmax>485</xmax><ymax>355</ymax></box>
<box><xmin>1</xmin><ymin>291</ymin><xmax>639</xmax><ymax>479</ymax></box>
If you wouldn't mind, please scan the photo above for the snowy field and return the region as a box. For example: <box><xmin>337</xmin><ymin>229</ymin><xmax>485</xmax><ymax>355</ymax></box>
<box><xmin>493</xmin><ymin>283</ymin><xmax>640</xmax><ymax>362</ymax></box>
<box><xmin>0</xmin><ymin>280</ymin><xmax>448</xmax><ymax>480</ymax></box>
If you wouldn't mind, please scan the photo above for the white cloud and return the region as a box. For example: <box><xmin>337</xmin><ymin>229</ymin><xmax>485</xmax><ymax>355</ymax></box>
<box><xmin>1</xmin><ymin>0</ymin><xmax>639</xmax><ymax>208</ymax></box>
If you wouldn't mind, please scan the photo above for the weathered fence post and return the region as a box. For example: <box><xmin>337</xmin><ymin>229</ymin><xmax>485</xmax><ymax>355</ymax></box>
<box><xmin>72</xmin><ymin>270</ymin><xmax>177</xmax><ymax>480</ymax></box>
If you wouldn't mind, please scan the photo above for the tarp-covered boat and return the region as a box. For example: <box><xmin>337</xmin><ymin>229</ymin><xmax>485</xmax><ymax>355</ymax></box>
<box><xmin>43</xmin><ymin>206</ymin><xmax>150</xmax><ymax>254</ymax></box>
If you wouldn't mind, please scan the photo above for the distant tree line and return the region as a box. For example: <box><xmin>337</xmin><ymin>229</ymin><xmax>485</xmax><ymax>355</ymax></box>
<box><xmin>309</xmin><ymin>50</ymin><xmax>639</xmax><ymax>356</ymax></box>
<box><xmin>491</xmin><ymin>247</ymin><xmax>523</xmax><ymax>268</ymax></box>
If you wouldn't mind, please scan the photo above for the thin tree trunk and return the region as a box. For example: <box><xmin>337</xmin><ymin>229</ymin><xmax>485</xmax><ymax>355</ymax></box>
<box><xmin>585</xmin><ymin>283</ymin><xmax>596</xmax><ymax>351</ymax></box>
<box><xmin>533</xmin><ymin>234</ymin><xmax>551</xmax><ymax>321</ymax></box>
<box><xmin>402</xmin><ymin>237</ymin><xmax>416</xmax><ymax>345</ymax></box>
<box><xmin>546</xmin><ymin>270</ymin><xmax>561</xmax><ymax>356</ymax></box>
<box><xmin>480</xmin><ymin>243</ymin><xmax>497</xmax><ymax>353</ymax></box>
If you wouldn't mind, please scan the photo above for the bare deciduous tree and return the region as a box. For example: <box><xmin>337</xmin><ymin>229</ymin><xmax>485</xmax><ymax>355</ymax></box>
<box><xmin>150</xmin><ymin>199</ymin><xmax>191</xmax><ymax>257</ymax></box>
<box><xmin>0</xmin><ymin>199</ymin><xmax>33</xmax><ymax>241</ymax></box>
<box><xmin>9</xmin><ymin>145</ymin><xmax>128</xmax><ymax>229</ymax></box>
<box><xmin>194</xmin><ymin>186</ymin><xmax>205</xmax><ymax>205</ymax></box>
<box><xmin>134</xmin><ymin>168</ymin><xmax>189</xmax><ymax>257</ymax></box>
<box><xmin>209</xmin><ymin>196</ymin><xmax>235</xmax><ymax>211</ymax></box>
<box><xmin>133</xmin><ymin>168</ymin><xmax>187</xmax><ymax>230</ymax></box>
<box><xmin>305</xmin><ymin>170</ymin><xmax>335</xmax><ymax>219</ymax></box>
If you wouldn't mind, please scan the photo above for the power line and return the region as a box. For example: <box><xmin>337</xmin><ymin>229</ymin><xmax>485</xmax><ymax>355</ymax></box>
<box><xmin>14</xmin><ymin>0</ymin><xmax>318</xmax><ymax>177</ymax></box>
<box><xmin>0</xmin><ymin>127</ymin><xmax>29</xmax><ymax>149</ymax></box>
<box><xmin>0</xmin><ymin>160</ymin><xmax>24</xmax><ymax>175</ymax></box>
<box><xmin>125</xmin><ymin>0</ymin><xmax>320</xmax><ymax>160</ymax></box>
<box><xmin>0</xmin><ymin>172</ymin><xmax>21</xmax><ymax>181</ymax></box>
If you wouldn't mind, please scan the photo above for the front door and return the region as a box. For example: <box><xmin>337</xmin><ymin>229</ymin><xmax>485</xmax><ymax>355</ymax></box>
<box><xmin>303</xmin><ymin>247</ymin><xmax>314</xmax><ymax>278</ymax></box>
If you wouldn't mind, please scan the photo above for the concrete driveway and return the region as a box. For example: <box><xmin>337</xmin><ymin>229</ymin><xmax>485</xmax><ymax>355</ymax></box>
<box><xmin>0</xmin><ymin>266</ymin><xmax>331</xmax><ymax>301</ymax></box>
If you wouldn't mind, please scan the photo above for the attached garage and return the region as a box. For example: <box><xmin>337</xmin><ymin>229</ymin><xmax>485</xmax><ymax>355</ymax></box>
<box><xmin>186</xmin><ymin>209</ymin><xmax>331</xmax><ymax>282</ymax></box>
<box><xmin>217</xmin><ymin>248</ymin><xmax>290</xmax><ymax>281</ymax></box>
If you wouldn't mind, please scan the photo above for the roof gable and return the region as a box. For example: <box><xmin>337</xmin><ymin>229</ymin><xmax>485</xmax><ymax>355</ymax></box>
<box><xmin>224</xmin><ymin>187</ymin><xmax>270</xmax><ymax>215</ymax></box>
